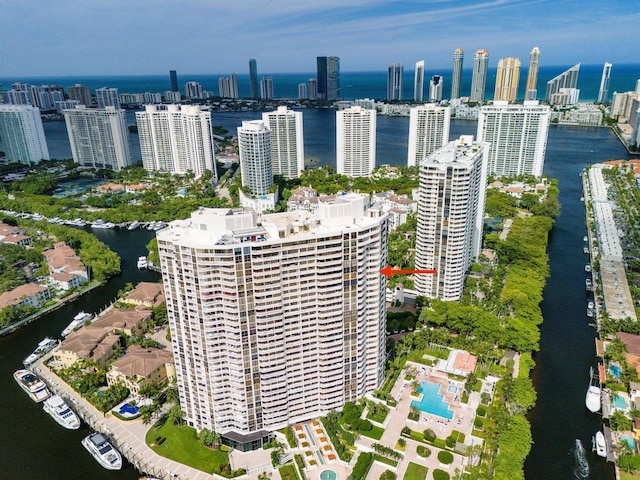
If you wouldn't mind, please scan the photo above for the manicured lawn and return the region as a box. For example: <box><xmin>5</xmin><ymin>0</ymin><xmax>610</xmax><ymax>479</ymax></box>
<box><xmin>279</xmin><ymin>463</ymin><xmax>300</xmax><ymax>480</ymax></box>
<box><xmin>366</xmin><ymin>408</ymin><xmax>388</xmax><ymax>423</ymax></box>
<box><xmin>620</xmin><ymin>472</ymin><xmax>640</xmax><ymax>480</ymax></box>
<box><xmin>145</xmin><ymin>420</ymin><xmax>229</xmax><ymax>473</ymax></box>
<box><xmin>359</xmin><ymin>425</ymin><xmax>385</xmax><ymax>440</ymax></box>
<box><xmin>403</xmin><ymin>461</ymin><xmax>428</xmax><ymax>480</ymax></box>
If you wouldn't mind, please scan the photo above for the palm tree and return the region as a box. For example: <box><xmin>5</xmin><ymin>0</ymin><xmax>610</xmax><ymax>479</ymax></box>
<box><xmin>168</xmin><ymin>405</ymin><xmax>185</xmax><ymax>425</ymax></box>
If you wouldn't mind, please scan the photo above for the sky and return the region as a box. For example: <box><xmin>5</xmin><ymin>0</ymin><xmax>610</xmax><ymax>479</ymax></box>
<box><xmin>1</xmin><ymin>0</ymin><xmax>639</xmax><ymax>76</ymax></box>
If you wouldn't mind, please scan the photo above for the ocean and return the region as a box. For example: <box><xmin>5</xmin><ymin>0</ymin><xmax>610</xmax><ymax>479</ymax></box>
<box><xmin>1</xmin><ymin>64</ymin><xmax>639</xmax><ymax>102</ymax></box>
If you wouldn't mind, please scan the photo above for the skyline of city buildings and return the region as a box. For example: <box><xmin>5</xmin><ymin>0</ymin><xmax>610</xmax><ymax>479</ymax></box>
<box><xmin>63</xmin><ymin>105</ymin><xmax>131</xmax><ymax>171</ymax></box>
<box><xmin>336</xmin><ymin>106</ymin><xmax>376</xmax><ymax>177</ymax></box>
<box><xmin>0</xmin><ymin>104</ymin><xmax>50</xmax><ymax>165</ymax></box>
<box><xmin>135</xmin><ymin>104</ymin><xmax>216</xmax><ymax>179</ymax></box>
<box><xmin>262</xmin><ymin>106</ymin><xmax>304</xmax><ymax>179</ymax></box>
<box><xmin>156</xmin><ymin>197</ymin><xmax>388</xmax><ymax>448</ymax></box>
<box><xmin>470</xmin><ymin>49</ymin><xmax>489</xmax><ymax>102</ymax></box>
<box><xmin>415</xmin><ymin>135</ymin><xmax>489</xmax><ymax>301</ymax></box>
<box><xmin>476</xmin><ymin>100</ymin><xmax>551</xmax><ymax>177</ymax></box>
<box><xmin>407</xmin><ymin>104</ymin><xmax>451</xmax><ymax>167</ymax></box>
<box><xmin>218</xmin><ymin>74</ymin><xmax>239</xmax><ymax>99</ymax></box>
<box><xmin>387</xmin><ymin>62</ymin><xmax>403</xmax><ymax>101</ymax></box>
<box><xmin>494</xmin><ymin>57</ymin><xmax>521</xmax><ymax>102</ymax></box>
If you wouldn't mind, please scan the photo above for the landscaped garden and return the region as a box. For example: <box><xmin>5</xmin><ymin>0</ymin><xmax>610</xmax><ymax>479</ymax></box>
<box><xmin>403</xmin><ymin>461</ymin><xmax>428</xmax><ymax>480</ymax></box>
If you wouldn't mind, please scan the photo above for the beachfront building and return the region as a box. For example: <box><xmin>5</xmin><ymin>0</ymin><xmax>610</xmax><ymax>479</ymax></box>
<box><xmin>63</xmin><ymin>106</ymin><xmax>131</xmax><ymax>171</ymax></box>
<box><xmin>95</xmin><ymin>87</ymin><xmax>120</xmax><ymax>109</ymax></box>
<box><xmin>526</xmin><ymin>47</ymin><xmax>541</xmax><ymax>100</ymax></box>
<box><xmin>157</xmin><ymin>197</ymin><xmax>388</xmax><ymax>449</ymax></box>
<box><xmin>136</xmin><ymin>104</ymin><xmax>216</xmax><ymax>179</ymax></box>
<box><xmin>387</xmin><ymin>62</ymin><xmax>403</xmax><ymax>101</ymax></box>
<box><xmin>476</xmin><ymin>101</ymin><xmax>551</xmax><ymax>177</ymax></box>
<box><xmin>415</xmin><ymin>136</ymin><xmax>489</xmax><ymax>301</ymax></box>
<box><xmin>336</xmin><ymin>106</ymin><xmax>376</xmax><ymax>177</ymax></box>
<box><xmin>407</xmin><ymin>104</ymin><xmax>450</xmax><ymax>167</ymax></box>
<box><xmin>238</xmin><ymin>120</ymin><xmax>273</xmax><ymax>195</ymax></box>
<box><xmin>414</xmin><ymin>60</ymin><xmax>425</xmax><ymax>102</ymax></box>
<box><xmin>494</xmin><ymin>57</ymin><xmax>521</xmax><ymax>102</ymax></box>
<box><xmin>470</xmin><ymin>50</ymin><xmax>489</xmax><ymax>102</ymax></box>
<box><xmin>451</xmin><ymin>49</ymin><xmax>464</xmax><ymax>99</ymax></box>
<box><xmin>545</xmin><ymin>64</ymin><xmax>580</xmax><ymax>103</ymax></box>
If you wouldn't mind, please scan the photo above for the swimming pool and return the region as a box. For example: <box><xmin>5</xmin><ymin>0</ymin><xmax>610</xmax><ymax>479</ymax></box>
<box><xmin>621</xmin><ymin>435</ymin><xmax>636</xmax><ymax>450</ymax></box>
<box><xmin>610</xmin><ymin>364</ymin><xmax>622</xmax><ymax>379</ymax></box>
<box><xmin>613</xmin><ymin>395</ymin><xmax>628</xmax><ymax>410</ymax></box>
<box><xmin>411</xmin><ymin>381</ymin><xmax>454</xmax><ymax>420</ymax></box>
<box><xmin>119</xmin><ymin>403</ymin><xmax>140</xmax><ymax>415</ymax></box>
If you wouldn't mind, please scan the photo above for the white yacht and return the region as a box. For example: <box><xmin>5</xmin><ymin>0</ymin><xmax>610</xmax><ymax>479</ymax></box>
<box><xmin>585</xmin><ymin>264</ymin><xmax>592</xmax><ymax>273</ymax></box>
<box><xmin>594</xmin><ymin>431</ymin><xmax>606</xmax><ymax>457</ymax></box>
<box><xmin>61</xmin><ymin>311</ymin><xmax>94</xmax><ymax>337</ymax></box>
<box><xmin>127</xmin><ymin>220</ymin><xmax>140</xmax><ymax>230</ymax></box>
<box><xmin>585</xmin><ymin>367</ymin><xmax>601</xmax><ymax>413</ymax></box>
<box><xmin>583</xmin><ymin>246</ymin><xmax>589</xmax><ymax>254</ymax></box>
<box><xmin>13</xmin><ymin>369</ymin><xmax>51</xmax><ymax>402</ymax></box>
<box><xmin>137</xmin><ymin>256</ymin><xmax>148</xmax><ymax>269</ymax></box>
<box><xmin>82</xmin><ymin>432</ymin><xmax>122</xmax><ymax>470</ymax></box>
<box><xmin>92</xmin><ymin>220</ymin><xmax>116</xmax><ymax>229</ymax></box>
<box><xmin>43</xmin><ymin>395</ymin><xmax>81</xmax><ymax>430</ymax></box>
<box><xmin>23</xmin><ymin>337</ymin><xmax>58</xmax><ymax>366</ymax></box>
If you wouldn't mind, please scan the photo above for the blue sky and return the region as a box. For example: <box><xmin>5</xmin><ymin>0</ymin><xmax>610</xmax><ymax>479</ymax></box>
<box><xmin>1</xmin><ymin>0</ymin><xmax>639</xmax><ymax>76</ymax></box>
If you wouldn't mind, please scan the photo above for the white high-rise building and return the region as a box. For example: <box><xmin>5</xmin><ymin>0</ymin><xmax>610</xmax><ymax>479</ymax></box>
<box><xmin>470</xmin><ymin>50</ymin><xmax>489</xmax><ymax>102</ymax></box>
<box><xmin>262</xmin><ymin>106</ymin><xmax>304</xmax><ymax>178</ymax></box>
<box><xmin>185</xmin><ymin>81</ymin><xmax>204</xmax><ymax>99</ymax></box>
<box><xmin>64</xmin><ymin>106</ymin><xmax>131</xmax><ymax>171</ymax></box>
<box><xmin>451</xmin><ymin>49</ymin><xmax>464</xmax><ymax>99</ymax></box>
<box><xmin>238</xmin><ymin>120</ymin><xmax>273</xmax><ymax>195</ymax></box>
<box><xmin>387</xmin><ymin>63</ymin><xmax>403</xmax><ymax>101</ymax></box>
<box><xmin>95</xmin><ymin>87</ymin><xmax>120</xmax><ymax>109</ymax></box>
<box><xmin>218</xmin><ymin>74</ymin><xmax>239</xmax><ymax>99</ymax></box>
<box><xmin>415</xmin><ymin>136</ymin><xmax>489</xmax><ymax>301</ymax></box>
<box><xmin>476</xmin><ymin>100</ymin><xmax>551</xmax><ymax>177</ymax></box>
<box><xmin>298</xmin><ymin>83</ymin><xmax>308</xmax><ymax>100</ymax></box>
<box><xmin>156</xmin><ymin>197</ymin><xmax>388</xmax><ymax>448</ymax></box>
<box><xmin>0</xmin><ymin>105</ymin><xmax>50</xmax><ymax>165</ymax></box>
<box><xmin>597</xmin><ymin>62</ymin><xmax>613</xmax><ymax>104</ymax></box>
<box><xmin>414</xmin><ymin>60</ymin><xmax>425</xmax><ymax>102</ymax></box>
<box><xmin>407</xmin><ymin>104</ymin><xmax>451</xmax><ymax>167</ymax></box>
<box><xmin>336</xmin><ymin>106</ymin><xmax>376</xmax><ymax>177</ymax></box>
<box><xmin>261</xmin><ymin>76</ymin><xmax>274</xmax><ymax>100</ymax></box>
<box><xmin>429</xmin><ymin>75</ymin><xmax>444</xmax><ymax>102</ymax></box>
<box><xmin>545</xmin><ymin>64</ymin><xmax>580</xmax><ymax>103</ymax></box>
<box><xmin>136</xmin><ymin>104</ymin><xmax>216</xmax><ymax>179</ymax></box>
<box><xmin>526</xmin><ymin>47</ymin><xmax>541</xmax><ymax>100</ymax></box>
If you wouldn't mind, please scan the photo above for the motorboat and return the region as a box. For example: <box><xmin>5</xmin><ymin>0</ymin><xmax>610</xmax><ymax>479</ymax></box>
<box><xmin>92</xmin><ymin>220</ymin><xmax>116</xmax><ymax>229</ymax></box>
<box><xmin>585</xmin><ymin>279</ymin><xmax>593</xmax><ymax>291</ymax></box>
<box><xmin>585</xmin><ymin>367</ymin><xmax>601</xmax><ymax>413</ymax></box>
<box><xmin>588</xmin><ymin>301</ymin><xmax>595</xmax><ymax>310</ymax></box>
<box><xmin>13</xmin><ymin>369</ymin><xmax>51</xmax><ymax>402</ymax></box>
<box><xmin>585</xmin><ymin>264</ymin><xmax>591</xmax><ymax>273</ymax></box>
<box><xmin>127</xmin><ymin>220</ymin><xmax>140</xmax><ymax>231</ymax></box>
<box><xmin>594</xmin><ymin>431</ymin><xmax>606</xmax><ymax>458</ymax></box>
<box><xmin>81</xmin><ymin>432</ymin><xmax>122</xmax><ymax>470</ymax></box>
<box><xmin>146</xmin><ymin>221</ymin><xmax>157</xmax><ymax>230</ymax></box>
<box><xmin>583</xmin><ymin>235</ymin><xmax>588</xmax><ymax>242</ymax></box>
<box><xmin>153</xmin><ymin>222</ymin><xmax>166</xmax><ymax>231</ymax></box>
<box><xmin>137</xmin><ymin>256</ymin><xmax>148</xmax><ymax>269</ymax></box>
<box><xmin>583</xmin><ymin>246</ymin><xmax>589</xmax><ymax>254</ymax></box>
<box><xmin>23</xmin><ymin>337</ymin><xmax>58</xmax><ymax>366</ymax></box>
<box><xmin>587</xmin><ymin>308</ymin><xmax>594</xmax><ymax>318</ymax></box>
<box><xmin>43</xmin><ymin>395</ymin><xmax>80</xmax><ymax>430</ymax></box>
<box><xmin>574</xmin><ymin>439</ymin><xmax>589</xmax><ymax>479</ymax></box>
<box><xmin>61</xmin><ymin>311</ymin><xmax>94</xmax><ymax>337</ymax></box>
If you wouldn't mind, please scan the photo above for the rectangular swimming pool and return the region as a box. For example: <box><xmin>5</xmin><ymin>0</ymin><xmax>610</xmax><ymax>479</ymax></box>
<box><xmin>411</xmin><ymin>381</ymin><xmax>454</xmax><ymax>420</ymax></box>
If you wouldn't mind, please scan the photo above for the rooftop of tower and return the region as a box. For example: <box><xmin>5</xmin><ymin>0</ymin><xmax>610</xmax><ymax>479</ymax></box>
<box><xmin>157</xmin><ymin>193</ymin><xmax>386</xmax><ymax>248</ymax></box>
<box><xmin>422</xmin><ymin>135</ymin><xmax>487</xmax><ymax>166</ymax></box>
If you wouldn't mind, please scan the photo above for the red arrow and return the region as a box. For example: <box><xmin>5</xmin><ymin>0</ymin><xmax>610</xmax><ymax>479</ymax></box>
<box><xmin>380</xmin><ymin>266</ymin><xmax>437</xmax><ymax>278</ymax></box>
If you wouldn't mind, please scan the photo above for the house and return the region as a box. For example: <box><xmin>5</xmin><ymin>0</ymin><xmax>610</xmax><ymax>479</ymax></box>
<box><xmin>1</xmin><ymin>233</ymin><xmax>32</xmax><ymax>247</ymax></box>
<box><xmin>53</xmin><ymin>327</ymin><xmax>120</xmax><ymax>369</ymax></box>
<box><xmin>106</xmin><ymin>345</ymin><xmax>175</xmax><ymax>395</ymax></box>
<box><xmin>43</xmin><ymin>242</ymin><xmax>89</xmax><ymax>283</ymax></box>
<box><xmin>123</xmin><ymin>282</ymin><xmax>165</xmax><ymax>308</ymax></box>
<box><xmin>96</xmin><ymin>183</ymin><xmax>125</xmax><ymax>193</ymax></box>
<box><xmin>92</xmin><ymin>307</ymin><xmax>152</xmax><ymax>337</ymax></box>
<box><xmin>0</xmin><ymin>283</ymin><xmax>50</xmax><ymax>310</ymax></box>
<box><xmin>125</xmin><ymin>184</ymin><xmax>149</xmax><ymax>194</ymax></box>
<box><xmin>49</xmin><ymin>272</ymin><xmax>83</xmax><ymax>291</ymax></box>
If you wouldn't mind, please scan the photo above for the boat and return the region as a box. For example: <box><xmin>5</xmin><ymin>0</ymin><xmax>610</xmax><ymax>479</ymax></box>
<box><xmin>23</xmin><ymin>337</ymin><xmax>58</xmax><ymax>366</ymax></box>
<box><xmin>146</xmin><ymin>221</ymin><xmax>157</xmax><ymax>230</ymax></box>
<box><xmin>61</xmin><ymin>311</ymin><xmax>94</xmax><ymax>337</ymax></box>
<box><xmin>574</xmin><ymin>439</ymin><xmax>589</xmax><ymax>479</ymax></box>
<box><xmin>13</xmin><ymin>369</ymin><xmax>51</xmax><ymax>402</ymax></box>
<box><xmin>594</xmin><ymin>430</ymin><xmax>606</xmax><ymax>458</ymax></box>
<box><xmin>127</xmin><ymin>220</ymin><xmax>140</xmax><ymax>231</ymax></box>
<box><xmin>585</xmin><ymin>278</ymin><xmax>593</xmax><ymax>291</ymax></box>
<box><xmin>587</xmin><ymin>308</ymin><xmax>594</xmax><ymax>318</ymax></box>
<box><xmin>137</xmin><ymin>256</ymin><xmax>148</xmax><ymax>269</ymax></box>
<box><xmin>92</xmin><ymin>221</ymin><xmax>116</xmax><ymax>229</ymax></box>
<box><xmin>153</xmin><ymin>222</ymin><xmax>166</xmax><ymax>231</ymax></box>
<box><xmin>585</xmin><ymin>367</ymin><xmax>601</xmax><ymax>413</ymax></box>
<box><xmin>583</xmin><ymin>246</ymin><xmax>589</xmax><ymax>254</ymax></box>
<box><xmin>81</xmin><ymin>432</ymin><xmax>122</xmax><ymax>470</ymax></box>
<box><xmin>585</xmin><ymin>264</ymin><xmax>592</xmax><ymax>272</ymax></box>
<box><xmin>43</xmin><ymin>395</ymin><xmax>81</xmax><ymax>430</ymax></box>
<box><xmin>588</xmin><ymin>301</ymin><xmax>595</xmax><ymax>310</ymax></box>
<box><xmin>583</xmin><ymin>235</ymin><xmax>588</xmax><ymax>242</ymax></box>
